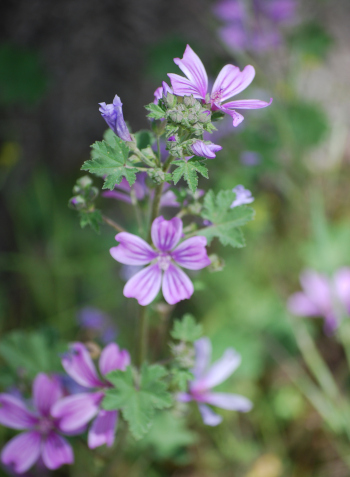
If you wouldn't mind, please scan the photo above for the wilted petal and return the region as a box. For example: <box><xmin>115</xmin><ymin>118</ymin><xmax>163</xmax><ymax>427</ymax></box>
<box><xmin>33</xmin><ymin>374</ymin><xmax>63</xmax><ymax>417</ymax></box>
<box><xmin>204</xmin><ymin>392</ymin><xmax>252</xmax><ymax>412</ymax></box>
<box><xmin>110</xmin><ymin>232</ymin><xmax>157</xmax><ymax>265</ymax></box>
<box><xmin>0</xmin><ymin>394</ymin><xmax>38</xmax><ymax>430</ymax></box>
<box><xmin>219</xmin><ymin>106</ymin><xmax>245</xmax><ymax>127</ymax></box>
<box><xmin>99</xmin><ymin>343</ymin><xmax>131</xmax><ymax>376</ymax></box>
<box><xmin>41</xmin><ymin>432</ymin><xmax>74</xmax><ymax>470</ymax></box>
<box><xmin>191</xmin><ymin>140</ymin><xmax>222</xmax><ymax>159</ymax></box>
<box><xmin>200</xmin><ymin>348</ymin><xmax>241</xmax><ymax>389</ymax></box>
<box><xmin>198</xmin><ymin>404</ymin><xmax>222</xmax><ymax>426</ymax></box>
<box><xmin>88</xmin><ymin>410</ymin><xmax>118</xmax><ymax>449</ymax></box>
<box><xmin>287</xmin><ymin>292</ymin><xmax>320</xmax><ymax>316</ymax></box>
<box><xmin>151</xmin><ymin>216</ymin><xmax>183</xmax><ymax>252</ymax></box>
<box><xmin>99</xmin><ymin>95</ymin><xmax>132</xmax><ymax>142</ymax></box>
<box><xmin>153</xmin><ymin>86</ymin><xmax>163</xmax><ymax>104</ymax></box>
<box><xmin>61</xmin><ymin>343</ymin><xmax>104</xmax><ymax>388</ymax></box>
<box><xmin>52</xmin><ymin>392</ymin><xmax>103</xmax><ymax>433</ymax></box>
<box><xmin>1</xmin><ymin>431</ymin><xmax>41</xmax><ymax>474</ymax></box>
<box><xmin>223</xmin><ymin>98</ymin><xmax>273</xmax><ymax>109</ymax></box>
<box><xmin>123</xmin><ymin>264</ymin><xmax>162</xmax><ymax>306</ymax></box>
<box><xmin>171</xmin><ymin>237</ymin><xmax>211</xmax><ymax>270</ymax></box>
<box><xmin>334</xmin><ymin>267</ymin><xmax>350</xmax><ymax>313</ymax></box>
<box><xmin>169</xmin><ymin>45</ymin><xmax>208</xmax><ymax>99</ymax></box>
<box><xmin>162</xmin><ymin>263</ymin><xmax>194</xmax><ymax>305</ymax></box>
<box><xmin>211</xmin><ymin>64</ymin><xmax>255</xmax><ymax>102</ymax></box>
<box><xmin>192</xmin><ymin>337</ymin><xmax>212</xmax><ymax>379</ymax></box>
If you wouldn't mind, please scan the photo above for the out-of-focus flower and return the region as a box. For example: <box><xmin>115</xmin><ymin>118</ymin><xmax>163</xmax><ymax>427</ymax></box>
<box><xmin>168</xmin><ymin>45</ymin><xmax>272</xmax><ymax>127</ymax></box>
<box><xmin>0</xmin><ymin>374</ymin><xmax>78</xmax><ymax>473</ymax></box>
<box><xmin>178</xmin><ymin>337</ymin><xmax>252</xmax><ymax>426</ymax></box>
<box><xmin>231</xmin><ymin>185</ymin><xmax>254</xmax><ymax>208</ymax></box>
<box><xmin>191</xmin><ymin>140</ymin><xmax>222</xmax><ymax>159</ymax></box>
<box><xmin>51</xmin><ymin>343</ymin><xmax>130</xmax><ymax>449</ymax></box>
<box><xmin>153</xmin><ymin>81</ymin><xmax>173</xmax><ymax>104</ymax></box>
<box><xmin>99</xmin><ymin>95</ymin><xmax>132</xmax><ymax>142</ymax></box>
<box><xmin>287</xmin><ymin>268</ymin><xmax>350</xmax><ymax>334</ymax></box>
<box><xmin>77</xmin><ymin>307</ymin><xmax>117</xmax><ymax>344</ymax></box>
<box><xmin>240</xmin><ymin>150</ymin><xmax>262</xmax><ymax>166</ymax></box>
<box><xmin>110</xmin><ymin>216</ymin><xmax>211</xmax><ymax>306</ymax></box>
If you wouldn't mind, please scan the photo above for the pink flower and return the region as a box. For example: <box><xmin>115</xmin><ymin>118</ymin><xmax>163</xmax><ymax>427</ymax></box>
<box><xmin>110</xmin><ymin>216</ymin><xmax>211</xmax><ymax>306</ymax></box>
<box><xmin>230</xmin><ymin>185</ymin><xmax>254</xmax><ymax>207</ymax></box>
<box><xmin>168</xmin><ymin>45</ymin><xmax>272</xmax><ymax>127</ymax></box>
<box><xmin>288</xmin><ymin>268</ymin><xmax>350</xmax><ymax>334</ymax></box>
<box><xmin>178</xmin><ymin>338</ymin><xmax>252</xmax><ymax>426</ymax></box>
<box><xmin>0</xmin><ymin>374</ymin><xmax>77</xmax><ymax>473</ymax></box>
<box><xmin>51</xmin><ymin>342</ymin><xmax>130</xmax><ymax>449</ymax></box>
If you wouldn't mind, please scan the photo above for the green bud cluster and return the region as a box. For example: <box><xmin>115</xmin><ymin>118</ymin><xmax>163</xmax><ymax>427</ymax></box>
<box><xmin>69</xmin><ymin>175</ymin><xmax>98</xmax><ymax>211</ymax></box>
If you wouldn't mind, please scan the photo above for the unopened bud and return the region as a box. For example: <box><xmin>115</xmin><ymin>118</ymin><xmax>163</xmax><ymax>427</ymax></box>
<box><xmin>76</xmin><ymin>175</ymin><xmax>93</xmax><ymax>189</ymax></box>
<box><xmin>148</xmin><ymin>168</ymin><xmax>167</xmax><ymax>185</ymax></box>
<box><xmin>208</xmin><ymin>254</ymin><xmax>225</xmax><ymax>272</ymax></box>
<box><xmin>69</xmin><ymin>195</ymin><xmax>86</xmax><ymax>210</ymax></box>
<box><xmin>165</xmin><ymin>93</ymin><xmax>177</xmax><ymax>108</ymax></box>
<box><xmin>198</xmin><ymin>111</ymin><xmax>211</xmax><ymax>123</ymax></box>
<box><xmin>184</xmin><ymin>95</ymin><xmax>196</xmax><ymax>107</ymax></box>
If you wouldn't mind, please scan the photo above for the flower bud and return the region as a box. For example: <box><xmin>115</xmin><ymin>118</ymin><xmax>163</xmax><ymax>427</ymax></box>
<box><xmin>183</xmin><ymin>95</ymin><xmax>196</xmax><ymax>107</ymax></box>
<box><xmin>69</xmin><ymin>195</ymin><xmax>86</xmax><ymax>210</ymax></box>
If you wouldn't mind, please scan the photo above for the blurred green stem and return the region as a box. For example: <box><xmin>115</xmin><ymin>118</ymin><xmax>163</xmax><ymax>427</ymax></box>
<box><xmin>102</xmin><ymin>215</ymin><xmax>125</xmax><ymax>233</ymax></box>
<box><xmin>138</xmin><ymin>305</ymin><xmax>148</xmax><ymax>367</ymax></box>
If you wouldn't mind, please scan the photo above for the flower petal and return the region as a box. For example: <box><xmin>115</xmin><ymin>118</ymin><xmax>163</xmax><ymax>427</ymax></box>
<box><xmin>223</xmin><ymin>98</ymin><xmax>273</xmax><ymax>109</ymax></box>
<box><xmin>201</xmin><ymin>348</ymin><xmax>241</xmax><ymax>389</ymax></box>
<box><xmin>219</xmin><ymin>106</ymin><xmax>245</xmax><ymax>127</ymax></box>
<box><xmin>171</xmin><ymin>236</ymin><xmax>211</xmax><ymax>270</ymax></box>
<box><xmin>198</xmin><ymin>404</ymin><xmax>222</xmax><ymax>426</ymax></box>
<box><xmin>151</xmin><ymin>216</ymin><xmax>183</xmax><ymax>252</ymax></box>
<box><xmin>41</xmin><ymin>432</ymin><xmax>74</xmax><ymax>470</ymax></box>
<box><xmin>167</xmin><ymin>74</ymin><xmax>205</xmax><ymax>99</ymax></box>
<box><xmin>204</xmin><ymin>392</ymin><xmax>252</xmax><ymax>412</ymax></box>
<box><xmin>51</xmin><ymin>392</ymin><xmax>103</xmax><ymax>433</ymax></box>
<box><xmin>334</xmin><ymin>267</ymin><xmax>350</xmax><ymax>313</ymax></box>
<box><xmin>99</xmin><ymin>95</ymin><xmax>132</xmax><ymax>142</ymax></box>
<box><xmin>110</xmin><ymin>232</ymin><xmax>157</xmax><ymax>265</ymax></box>
<box><xmin>192</xmin><ymin>337</ymin><xmax>212</xmax><ymax>379</ymax></box>
<box><xmin>88</xmin><ymin>410</ymin><xmax>118</xmax><ymax>449</ymax></box>
<box><xmin>0</xmin><ymin>394</ymin><xmax>38</xmax><ymax>430</ymax></box>
<box><xmin>102</xmin><ymin>190</ymin><xmax>132</xmax><ymax>203</ymax></box>
<box><xmin>160</xmin><ymin>190</ymin><xmax>179</xmax><ymax>208</ymax></box>
<box><xmin>33</xmin><ymin>374</ymin><xmax>63</xmax><ymax>417</ymax></box>
<box><xmin>61</xmin><ymin>343</ymin><xmax>104</xmax><ymax>388</ymax></box>
<box><xmin>211</xmin><ymin>64</ymin><xmax>255</xmax><ymax>102</ymax></box>
<box><xmin>123</xmin><ymin>264</ymin><xmax>162</xmax><ymax>306</ymax></box>
<box><xmin>177</xmin><ymin>392</ymin><xmax>192</xmax><ymax>402</ymax></box>
<box><xmin>162</xmin><ymin>263</ymin><xmax>194</xmax><ymax>305</ymax></box>
<box><xmin>287</xmin><ymin>292</ymin><xmax>320</xmax><ymax>316</ymax></box>
<box><xmin>191</xmin><ymin>140</ymin><xmax>222</xmax><ymax>159</ymax></box>
<box><xmin>99</xmin><ymin>343</ymin><xmax>131</xmax><ymax>376</ymax></box>
<box><xmin>300</xmin><ymin>270</ymin><xmax>332</xmax><ymax>314</ymax></box>
<box><xmin>1</xmin><ymin>431</ymin><xmax>41</xmax><ymax>474</ymax></box>
<box><xmin>170</xmin><ymin>45</ymin><xmax>208</xmax><ymax>99</ymax></box>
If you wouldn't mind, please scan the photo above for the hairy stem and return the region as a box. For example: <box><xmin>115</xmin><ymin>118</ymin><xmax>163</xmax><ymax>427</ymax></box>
<box><xmin>102</xmin><ymin>215</ymin><xmax>125</xmax><ymax>233</ymax></box>
<box><xmin>138</xmin><ymin>305</ymin><xmax>148</xmax><ymax>367</ymax></box>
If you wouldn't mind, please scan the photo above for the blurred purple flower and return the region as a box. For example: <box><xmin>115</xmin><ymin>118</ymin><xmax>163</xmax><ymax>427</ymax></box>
<box><xmin>191</xmin><ymin>140</ymin><xmax>222</xmax><ymax>159</ymax></box>
<box><xmin>288</xmin><ymin>268</ymin><xmax>350</xmax><ymax>334</ymax></box>
<box><xmin>0</xmin><ymin>374</ymin><xmax>78</xmax><ymax>473</ymax></box>
<box><xmin>168</xmin><ymin>45</ymin><xmax>272</xmax><ymax>127</ymax></box>
<box><xmin>240</xmin><ymin>151</ymin><xmax>262</xmax><ymax>166</ymax></box>
<box><xmin>178</xmin><ymin>337</ymin><xmax>252</xmax><ymax>426</ymax></box>
<box><xmin>99</xmin><ymin>95</ymin><xmax>132</xmax><ymax>142</ymax></box>
<box><xmin>77</xmin><ymin>307</ymin><xmax>117</xmax><ymax>344</ymax></box>
<box><xmin>51</xmin><ymin>342</ymin><xmax>130</xmax><ymax>449</ymax></box>
<box><xmin>110</xmin><ymin>216</ymin><xmax>211</xmax><ymax>306</ymax></box>
<box><xmin>231</xmin><ymin>185</ymin><xmax>254</xmax><ymax>208</ymax></box>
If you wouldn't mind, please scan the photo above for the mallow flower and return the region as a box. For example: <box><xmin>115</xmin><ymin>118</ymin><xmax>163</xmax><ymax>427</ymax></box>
<box><xmin>110</xmin><ymin>216</ymin><xmax>211</xmax><ymax>306</ymax></box>
<box><xmin>99</xmin><ymin>94</ymin><xmax>133</xmax><ymax>142</ymax></box>
<box><xmin>168</xmin><ymin>45</ymin><xmax>272</xmax><ymax>127</ymax></box>
<box><xmin>178</xmin><ymin>337</ymin><xmax>252</xmax><ymax>426</ymax></box>
<box><xmin>287</xmin><ymin>268</ymin><xmax>350</xmax><ymax>334</ymax></box>
<box><xmin>231</xmin><ymin>185</ymin><xmax>254</xmax><ymax>208</ymax></box>
<box><xmin>51</xmin><ymin>342</ymin><xmax>130</xmax><ymax>449</ymax></box>
<box><xmin>191</xmin><ymin>140</ymin><xmax>222</xmax><ymax>159</ymax></box>
<box><xmin>0</xmin><ymin>374</ymin><xmax>77</xmax><ymax>473</ymax></box>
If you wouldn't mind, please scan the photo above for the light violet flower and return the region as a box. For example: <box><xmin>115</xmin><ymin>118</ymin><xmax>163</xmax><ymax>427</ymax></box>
<box><xmin>231</xmin><ymin>185</ymin><xmax>254</xmax><ymax>208</ymax></box>
<box><xmin>178</xmin><ymin>337</ymin><xmax>252</xmax><ymax>426</ymax></box>
<box><xmin>0</xmin><ymin>374</ymin><xmax>76</xmax><ymax>473</ymax></box>
<box><xmin>154</xmin><ymin>81</ymin><xmax>173</xmax><ymax>104</ymax></box>
<box><xmin>77</xmin><ymin>307</ymin><xmax>117</xmax><ymax>344</ymax></box>
<box><xmin>99</xmin><ymin>94</ymin><xmax>132</xmax><ymax>142</ymax></box>
<box><xmin>110</xmin><ymin>216</ymin><xmax>211</xmax><ymax>306</ymax></box>
<box><xmin>167</xmin><ymin>45</ymin><xmax>272</xmax><ymax>127</ymax></box>
<box><xmin>51</xmin><ymin>342</ymin><xmax>130</xmax><ymax>449</ymax></box>
<box><xmin>191</xmin><ymin>140</ymin><xmax>222</xmax><ymax>159</ymax></box>
<box><xmin>287</xmin><ymin>268</ymin><xmax>350</xmax><ymax>334</ymax></box>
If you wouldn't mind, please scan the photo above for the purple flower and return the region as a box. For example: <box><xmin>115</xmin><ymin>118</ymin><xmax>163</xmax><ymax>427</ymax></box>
<box><xmin>178</xmin><ymin>338</ymin><xmax>252</xmax><ymax>426</ymax></box>
<box><xmin>287</xmin><ymin>268</ymin><xmax>350</xmax><ymax>334</ymax></box>
<box><xmin>77</xmin><ymin>307</ymin><xmax>117</xmax><ymax>344</ymax></box>
<box><xmin>191</xmin><ymin>140</ymin><xmax>222</xmax><ymax>159</ymax></box>
<box><xmin>153</xmin><ymin>81</ymin><xmax>173</xmax><ymax>104</ymax></box>
<box><xmin>0</xmin><ymin>374</ymin><xmax>77</xmax><ymax>473</ymax></box>
<box><xmin>51</xmin><ymin>342</ymin><xmax>130</xmax><ymax>449</ymax></box>
<box><xmin>110</xmin><ymin>216</ymin><xmax>211</xmax><ymax>306</ymax></box>
<box><xmin>99</xmin><ymin>95</ymin><xmax>132</xmax><ymax>142</ymax></box>
<box><xmin>167</xmin><ymin>45</ymin><xmax>272</xmax><ymax>127</ymax></box>
<box><xmin>230</xmin><ymin>185</ymin><xmax>254</xmax><ymax>208</ymax></box>
<box><xmin>240</xmin><ymin>151</ymin><xmax>262</xmax><ymax>166</ymax></box>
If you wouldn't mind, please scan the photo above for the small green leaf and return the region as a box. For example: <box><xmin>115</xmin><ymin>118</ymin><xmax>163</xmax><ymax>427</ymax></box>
<box><xmin>172</xmin><ymin>158</ymin><xmax>208</xmax><ymax>193</ymax></box>
<box><xmin>145</xmin><ymin>103</ymin><xmax>166</xmax><ymax>120</ymax></box>
<box><xmin>82</xmin><ymin>136</ymin><xmax>137</xmax><ymax>190</ymax></box>
<box><xmin>79</xmin><ymin>209</ymin><xmax>102</xmax><ymax>233</ymax></box>
<box><xmin>199</xmin><ymin>190</ymin><xmax>255</xmax><ymax>247</ymax></box>
<box><xmin>170</xmin><ymin>369</ymin><xmax>194</xmax><ymax>392</ymax></box>
<box><xmin>103</xmin><ymin>364</ymin><xmax>173</xmax><ymax>440</ymax></box>
<box><xmin>171</xmin><ymin>314</ymin><xmax>203</xmax><ymax>342</ymax></box>
<box><xmin>135</xmin><ymin>130</ymin><xmax>156</xmax><ymax>149</ymax></box>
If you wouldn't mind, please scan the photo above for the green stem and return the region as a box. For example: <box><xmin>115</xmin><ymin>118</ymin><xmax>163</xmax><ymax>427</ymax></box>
<box><xmin>102</xmin><ymin>215</ymin><xmax>125</xmax><ymax>233</ymax></box>
<box><xmin>130</xmin><ymin>189</ymin><xmax>144</xmax><ymax>237</ymax></box>
<box><xmin>147</xmin><ymin>183</ymin><xmax>164</xmax><ymax>242</ymax></box>
<box><xmin>138</xmin><ymin>305</ymin><xmax>148</xmax><ymax>366</ymax></box>
<box><xmin>156</xmin><ymin>135</ymin><xmax>161</xmax><ymax>167</ymax></box>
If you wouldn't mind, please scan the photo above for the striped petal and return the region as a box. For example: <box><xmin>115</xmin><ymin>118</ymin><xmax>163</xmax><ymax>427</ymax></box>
<box><xmin>123</xmin><ymin>264</ymin><xmax>162</xmax><ymax>306</ymax></box>
<box><xmin>162</xmin><ymin>263</ymin><xmax>194</xmax><ymax>305</ymax></box>
<box><xmin>110</xmin><ymin>232</ymin><xmax>157</xmax><ymax>266</ymax></box>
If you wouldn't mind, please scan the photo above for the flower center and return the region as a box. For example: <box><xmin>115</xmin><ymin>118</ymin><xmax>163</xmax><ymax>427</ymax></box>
<box><xmin>37</xmin><ymin>417</ymin><xmax>54</xmax><ymax>435</ymax></box>
<box><xmin>210</xmin><ymin>90</ymin><xmax>223</xmax><ymax>104</ymax></box>
<box><xmin>157</xmin><ymin>253</ymin><xmax>172</xmax><ymax>271</ymax></box>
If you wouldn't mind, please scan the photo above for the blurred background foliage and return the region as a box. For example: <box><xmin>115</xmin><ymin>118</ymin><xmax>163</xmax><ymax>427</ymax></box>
<box><xmin>1</xmin><ymin>0</ymin><xmax>350</xmax><ymax>476</ymax></box>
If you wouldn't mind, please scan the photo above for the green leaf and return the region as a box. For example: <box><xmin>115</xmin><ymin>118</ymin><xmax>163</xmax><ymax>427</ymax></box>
<box><xmin>82</xmin><ymin>136</ymin><xmax>137</xmax><ymax>190</ymax></box>
<box><xmin>145</xmin><ymin>103</ymin><xmax>166</xmax><ymax>120</ymax></box>
<box><xmin>170</xmin><ymin>369</ymin><xmax>194</xmax><ymax>392</ymax></box>
<box><xmin>199</xmin><ymin>190</ymin><xmax>255</xmax><ymax>247</ymax></box>
<box><xmin>79</xmin><ymin>209</ymin><xmax>102</xmax><ymax>233</ymax></box>
<box><xmin>171</xmin><ymin>314</ymin><xmax>203</xmax><ymax>342</ymax></box>
<box><xmin>103</xmin><ymin>364</ymin><xmax>173</xmax><ymax>440</ymax></box>
<box><xmin>135</xmin><ymin>130</ymin><xmax>156</xmax><ymax>150</ymax></box>
<box><xmin>172</xmin><ymin>158</ymin><xmax>208</xmax><ymax>193</ymax></box>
